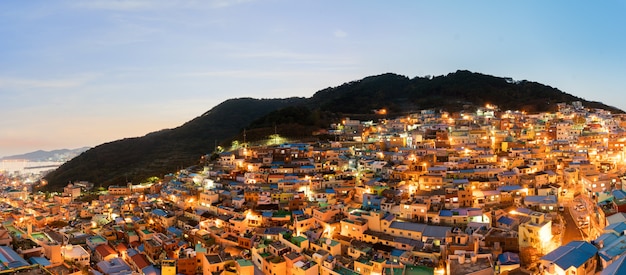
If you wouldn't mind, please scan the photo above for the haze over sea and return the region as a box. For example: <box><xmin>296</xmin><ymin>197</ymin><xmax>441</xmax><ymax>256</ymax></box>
<box><xmin>0</xmin><ymin>160</ymin><xmax>63</xmax><ymax>175</ymax></box>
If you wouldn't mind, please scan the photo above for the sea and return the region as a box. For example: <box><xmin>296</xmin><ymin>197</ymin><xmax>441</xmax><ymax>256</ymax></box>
<box><xmin>0</xmin><ymin>160</ymin><xmax>63</xmax><ymax>175</ymax></box>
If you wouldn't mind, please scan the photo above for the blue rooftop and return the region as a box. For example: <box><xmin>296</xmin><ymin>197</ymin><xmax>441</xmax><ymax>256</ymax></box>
<box><xmin>595</xmin><ymin>233</ymin><xmax>619</xmax><ymax>247</ymax></box>
<box><xmin>142</xmin><ymin>265</ymin><xmax>160</xmax><ymax>275</ymax></box>
<box><xmin>523</xmin><ymin>195</ymin><xmax>557</xmax><ymax>204</ymax></box>
<box><xmin>28</xmin><ymin>256</ymin><xmax>50</xmax><ymax>266</ymax></box>
<box><xmin>605</xmin><ymin>222</ymin><xmax>626</xmax><ymax>234</ymax></box>
<box><xmin>497</xmin><ymin>216</ymin><xmax>515</xmax><ymax>226</ymax></box>
<box><xmin>97</xmin><ymin>258</ymin><xmax>131</xmax><ymax>274</ymax></box>
<box><xmin>498</xmin><ymin>185</ymin><xmax>524</xmax><ymax>192</ymax></box>
<box><xmin>613</xmin><ymin>190</ymin><xmax>626</xmax><ymax>200</ymax></box>
<box><xmin>599</xmin><ymin>234</ymin><xmax>626</xmax><ymax>261</ymax></box>
<box><xmin>541</xmin><ymin>241</ymin><xmax>597</xmax><ymax>270</ymax></box>
<box><xmin>422</xmin><ymin>225</ymin><xmax>452</xmax><ymax>238</ymax></box>
<box><xmin>0</xmin><ymin>246</ymin><xmax>29</xmax><ymax>269</ymax></box>
<box><xmin>152</xmin><ymin>209</ymin><xmax>168</xmax><ymax>217</ymax></box>
<box><xmin>439</xmin><ymin>210</ymin><xmax>453</xmax><ymax>217</ymax></box>
<box><xmin>497</xmin><ymin>252</ymin><xmax>520</xmax><ymax>265</ymax></box>
<box><xmin>167</xmin><ymin>226</ymin><xmax>183</xmax><ymax>237</ymax></box>
<box><xmin>391</xmin><ymin>249</ymin><xmax>405</xmax><ymax>257</ymax></box>
<box><xmin>602</xmin><ymin>253</ymin><xmax>626</xmax><ymax>275</ymax></box>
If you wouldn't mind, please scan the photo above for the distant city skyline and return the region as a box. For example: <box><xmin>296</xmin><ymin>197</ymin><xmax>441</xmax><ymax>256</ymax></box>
<box><xmin>2</xmin><ymin>1</ymin><xmax>625</xmax><ymax>157</ymax></box>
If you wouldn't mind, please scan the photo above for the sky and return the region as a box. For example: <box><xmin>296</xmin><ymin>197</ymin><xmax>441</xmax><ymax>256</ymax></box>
<box><xmin>1</xmin><ymin>0</ymin><xmax>626</xmax><ymax>158</ymax></box>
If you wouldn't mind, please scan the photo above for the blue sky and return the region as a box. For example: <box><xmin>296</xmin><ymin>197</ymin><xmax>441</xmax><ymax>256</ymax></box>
<box><xmin>1</xmin><ymin>0</ymin><xmax>625</xmax><ymax>157</ymax></box>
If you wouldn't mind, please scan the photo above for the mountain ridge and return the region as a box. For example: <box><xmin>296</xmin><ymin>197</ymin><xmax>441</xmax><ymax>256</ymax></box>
<box><xmin>1</xmin><ymin>147</ymin><xmax>90</xmax><ymax>162</ymax></box>
<box><xmin>42</xmin><ymin>70</ymin><xmax>623</xmax><ymax>191</ymax></box>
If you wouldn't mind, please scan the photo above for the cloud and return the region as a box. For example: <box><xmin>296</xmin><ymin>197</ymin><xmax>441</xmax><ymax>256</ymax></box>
<box><xmin>333</xmin><ymin>29</ymin><xmax>347</xmax><ymax>38</ymax></box>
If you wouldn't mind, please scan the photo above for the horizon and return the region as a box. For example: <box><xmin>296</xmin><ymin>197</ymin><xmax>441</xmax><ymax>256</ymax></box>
<box><xmin>2</xmin><ymin>1</ymin><xmax>626</xmax><ymax>157</ymax></box>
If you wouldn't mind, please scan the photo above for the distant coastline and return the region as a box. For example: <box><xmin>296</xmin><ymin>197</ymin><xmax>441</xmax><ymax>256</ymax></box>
<box><xmin>0</xmin><ymin>160</ymin><xmax>63</xmax><ymax>174</ymax></box>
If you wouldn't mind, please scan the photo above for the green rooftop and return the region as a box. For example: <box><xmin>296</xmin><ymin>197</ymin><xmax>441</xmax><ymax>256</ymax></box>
<box><xmin>90</xmin><ymin>235</ymin><xmax>106</xmax><ymax>242</ymax></box>
<box><xmin>273</xmin><ymin>210</ymin><xmax>291</xmax><ymax>218</ymax></box>
<box><xmin>320</xmin><ymin>238</ymin><xmax>339</xmax><ymax>247</ymax></box>
<box><xmin>336</xmin><ymin>266</ymin><xmax>360</xmax><ymax>275</ymax></box>
<box><xmin>404</xmin><ymin>265</ymin><xmax>434</xmax><ymax>275</ymax></box>
<box><xmin>291</xmin><ymin>236</ymin><xmax>307</xmax><ymax>246</ymax></box>
<box><xmin>5</xmin><ymin>225</ymin><xmax>25</xmax><ymax>236</ymax></box>
<box><xmin>237</xmin><ymin>259</ymin><xmax>253</xmax><ymax>267</ymax></box>
<box><xmin>384</xmin><ymin>267</ymin><xmax>405</xmax><ymax>275</ymax></box>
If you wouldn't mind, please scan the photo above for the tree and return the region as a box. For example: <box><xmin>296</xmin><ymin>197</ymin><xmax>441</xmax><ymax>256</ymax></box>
<box><xmin>231</xmin><ymin>140</ymin><xmax>240</xmax><ymax>150</ymax></box>
<box><xmin>519</xmin><ymin>246</ymin><xmax>541</xmax><ymax>267</ymax></box>
<box><xmin>573</xmin><ymin>115</ymin><xmax>586</xmax><ymax>125</ymax></box>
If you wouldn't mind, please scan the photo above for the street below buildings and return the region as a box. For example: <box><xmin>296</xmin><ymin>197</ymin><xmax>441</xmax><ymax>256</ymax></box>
<box><xmin>561</xmin><ymin>201</ymin><xmax>584</xmax><ymax>244</ymax></box>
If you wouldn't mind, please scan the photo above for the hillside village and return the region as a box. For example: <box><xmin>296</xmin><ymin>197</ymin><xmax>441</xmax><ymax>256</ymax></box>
<box><xmin>3</xmin><ymin>101</ymin><xmax>626</xmax><ymax>275</ymax></box>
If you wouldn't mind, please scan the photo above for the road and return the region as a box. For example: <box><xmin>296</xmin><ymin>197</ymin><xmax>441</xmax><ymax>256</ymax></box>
<box><xmin>561</xmin><ymin>201</ymin><xmax>584</xmax><ymax>244</ymax></box>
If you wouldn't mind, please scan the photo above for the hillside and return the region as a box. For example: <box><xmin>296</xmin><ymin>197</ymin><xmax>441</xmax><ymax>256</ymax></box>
<box><xmin>308</xmin><ymin>70</ymin><xmax>622</xmax><ymax>115</ymax></box>
<box><xmin>42</xmin><ymin>97</ymin><xmax>305</xmax><ymax>190</ymax></box>
<box><xmin>42</xmin><ymin>70</ymin><xmax>622</xmax><ymax>191</ymax></box>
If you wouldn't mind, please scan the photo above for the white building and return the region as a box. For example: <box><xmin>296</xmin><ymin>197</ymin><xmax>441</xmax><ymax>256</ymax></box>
<box><xmin>61</xmin><ymin>244</ymin><xmax>90</xmax><ymax>266</ymax></box>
